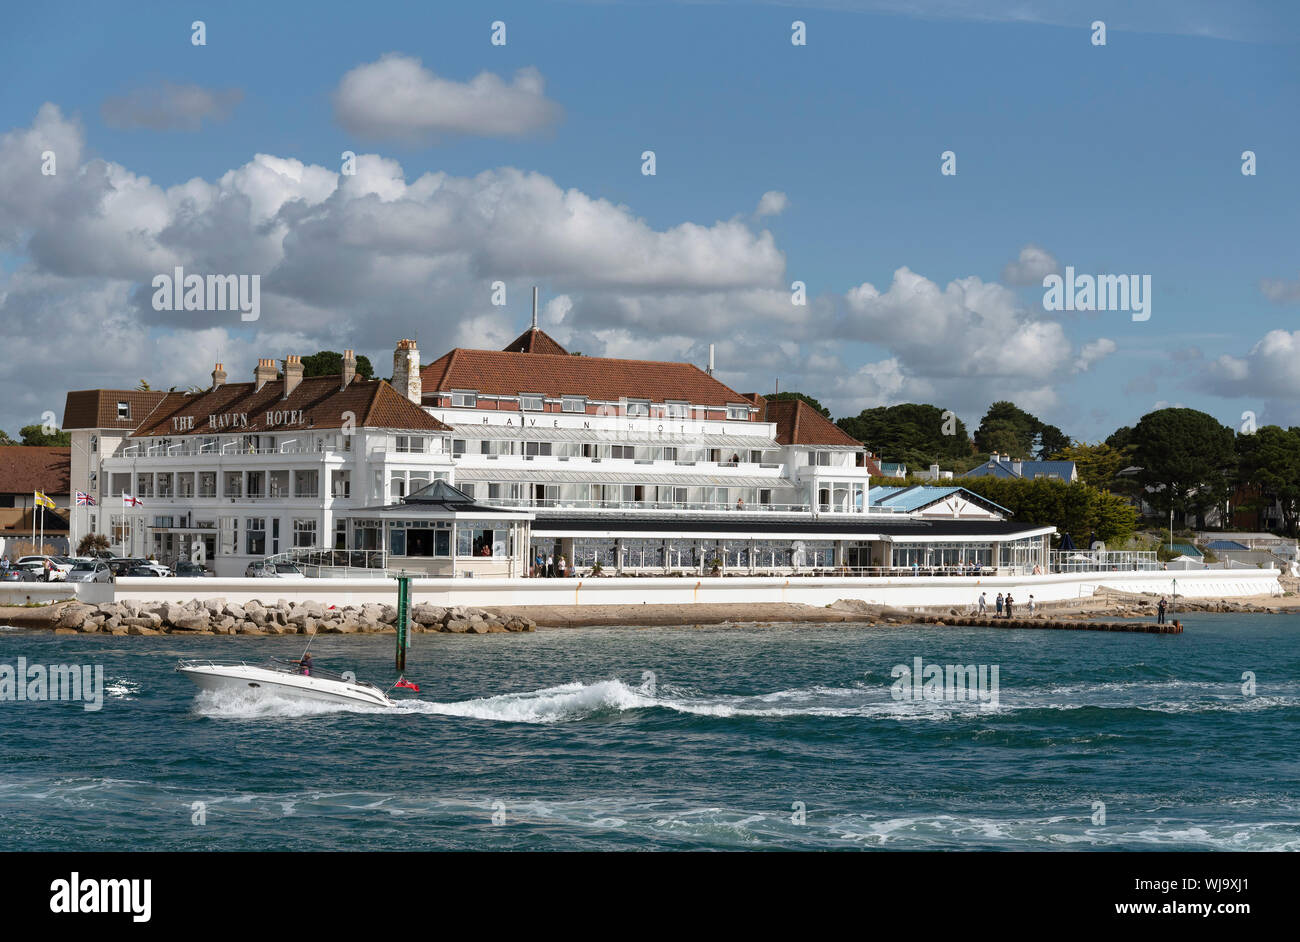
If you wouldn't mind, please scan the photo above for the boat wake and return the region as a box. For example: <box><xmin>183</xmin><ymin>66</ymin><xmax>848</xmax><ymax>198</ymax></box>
<box><xmin>190</xmin><ymin>676</ymin><xmax>1300</xmax><ymax>723</ymax></box>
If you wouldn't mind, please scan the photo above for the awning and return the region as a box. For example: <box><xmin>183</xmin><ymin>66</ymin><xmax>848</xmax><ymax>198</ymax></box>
<box><xmin>455</xmin><ymin>468</ymin><xmax>794</xmax><ymax>489</ymax></box>
<box><xmin>460</xmin><ymin>425</ymin><xmax>780</xmax><ymax>449</ymax></box>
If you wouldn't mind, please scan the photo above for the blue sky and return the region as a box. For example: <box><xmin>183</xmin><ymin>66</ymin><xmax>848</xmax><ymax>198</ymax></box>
<box><xmin>1</xmin><ymin>0</ymin><xmax>1298</xmax><ymax>447</ymax></box>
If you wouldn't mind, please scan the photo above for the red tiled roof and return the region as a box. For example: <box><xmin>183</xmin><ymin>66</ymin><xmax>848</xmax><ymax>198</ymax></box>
<box><xmin>0</xmin><ymin>446</ymin><xmax>70</xmax><ymax>495</ymax></box>
<box><xmin>502</xmin><ymin>327</ymin><xmax>569</xmax><ymax>355</ymax></box>
<box><xmin>420</xmin><ymin>349</ymin><xmax>751</xmax><ymax>407</ymax></box>
<box><xmin>62</xmin><ymin>390</ymin><xmax>167</xmax><ymax>430</ymax></box>
<box><xmin>760</xmin><ymin>397</ymin><xmax>866</xmax><ymax>449</ymax></box>
<box><xmin>130</xmin><ymin>374</ymin><xmax>452</xmax><ymax>437</ymax></box>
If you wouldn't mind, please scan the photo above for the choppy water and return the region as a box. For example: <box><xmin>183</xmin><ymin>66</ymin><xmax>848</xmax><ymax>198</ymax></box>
<box><xmin>1</xmin><ymin>615</ymin><xmax>1297</xmax><ymax>850</ymax></box>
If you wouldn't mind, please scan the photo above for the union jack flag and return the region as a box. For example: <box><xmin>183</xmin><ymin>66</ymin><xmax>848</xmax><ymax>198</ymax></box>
<box><xmin>76</xmin><ymin>491</ymin><xmax>96</xmax><ymax>506</ymax></box>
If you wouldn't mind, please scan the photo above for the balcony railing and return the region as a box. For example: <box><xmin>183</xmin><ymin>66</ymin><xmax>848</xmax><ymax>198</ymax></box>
<box><xmin>477</xmin><ymin>497</ymin><xmax>894</xmax><ymax>514</ymax></box>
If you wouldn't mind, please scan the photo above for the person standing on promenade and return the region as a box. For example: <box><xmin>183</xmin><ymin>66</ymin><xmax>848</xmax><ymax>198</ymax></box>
<box><xmin>978</xmin><ymin>592</ymin><xmax>987</xmax><ymax>614</ymax></box>
<box><xmin>558</xmin><ymin>555</ymin><xmax>567</xmax><ymax>578</ymax></box>
<box><xmin>1028</xmin><ymin>595</ymin><xmax>1035</xmax><ymax>615</ymax></box>
<box><xmin>546</xmin><ymin>553</ymin><xmax>555</xmax><ymax>578</ymax></box>
<box><xmin>995</xmin><ymin>592</ymin><xmax>1004</xmax><ymax>616</ymax></box>
<box><xmin>1157</xmin><ymin>597</ymin><xmax>1167</xmax><ymax>624</ymax></box>
<box><xmin>1004</xmin><ymin>594</ymin><xmax>1014</xmax><ymax>618</ymax></box>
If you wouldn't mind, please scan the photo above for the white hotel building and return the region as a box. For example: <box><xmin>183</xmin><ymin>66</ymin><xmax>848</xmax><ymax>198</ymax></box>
<box><xmin>63</xmin><ymin>329</ymin><xmax>1051</xmax><ymax>577</ymax></box>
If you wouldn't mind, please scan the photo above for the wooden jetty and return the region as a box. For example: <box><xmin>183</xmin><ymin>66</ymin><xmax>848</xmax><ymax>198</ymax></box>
<box><xmin>919</xmin><ymin>615</ymin><xmax>1183</xmax><ymax>634</ymax></box>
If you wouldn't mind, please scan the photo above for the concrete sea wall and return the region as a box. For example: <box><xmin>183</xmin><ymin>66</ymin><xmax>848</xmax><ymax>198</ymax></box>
<box><xmin>50</xmin><ymin>567</ymin><xmax>1279</xmax><ymax>610</ymax></box>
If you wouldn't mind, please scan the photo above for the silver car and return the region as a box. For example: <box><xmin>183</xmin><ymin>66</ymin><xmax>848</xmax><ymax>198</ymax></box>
<box><xmin>66</xmin><ymin>560</ymin><xmax>114</xmax><ymax>583</ymax></box>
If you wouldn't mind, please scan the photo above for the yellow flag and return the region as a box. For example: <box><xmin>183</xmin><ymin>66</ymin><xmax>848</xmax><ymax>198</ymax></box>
<box><xmin>34</xmin><ymin>491</ymin><xmax>55</xmax><ymax>510</ymax></box>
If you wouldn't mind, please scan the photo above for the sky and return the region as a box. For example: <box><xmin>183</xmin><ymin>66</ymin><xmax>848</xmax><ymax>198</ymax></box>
<box><xmin>1</xmin><ymin>0</ymin><xmax>1297</xmax><ymax>448</ymax></box>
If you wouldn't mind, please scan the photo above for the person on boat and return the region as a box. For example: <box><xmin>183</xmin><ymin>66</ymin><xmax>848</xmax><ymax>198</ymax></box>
<box><xmin>298</xmin><ymin>653</ymin><xmax>313</xmax><ymax>676</ymax></box>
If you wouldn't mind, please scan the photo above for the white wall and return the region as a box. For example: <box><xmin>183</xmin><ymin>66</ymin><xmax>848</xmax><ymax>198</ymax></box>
<box><xmin>105</xmin><ymin>568</ymin><xmax>1282</xmax><ymax>609</ymax></box>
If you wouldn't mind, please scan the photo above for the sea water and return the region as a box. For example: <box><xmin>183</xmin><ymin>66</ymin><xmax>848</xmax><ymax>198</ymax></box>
<box><xmin>1</xmin><ymin>614</ymin><xmax>1296</xmax><ymax>850</ymax></box>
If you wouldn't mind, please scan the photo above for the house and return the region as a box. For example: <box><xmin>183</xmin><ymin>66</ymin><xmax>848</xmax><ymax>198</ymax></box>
<box><xmin>0</xmin><ymin>445</ymin><xmax>72</xmax><ymax>554</ymax></box>
<box><xmin>963</xmin><ymin>453</ymin><xmax>1078</xmax><ymax>482</ymax></box>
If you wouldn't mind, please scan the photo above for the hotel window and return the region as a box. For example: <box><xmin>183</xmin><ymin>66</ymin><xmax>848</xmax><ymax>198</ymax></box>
<box><xmin>293</xmin><ymin>470</ymin><xmax>319</xmax><ymax>498</ymax></box>
<box><xmin>452</xmin><ymin>439</ymin><xmax>467</xmax><ymax>457</ymax></box>
<box><xmin>626</xmin><ymin>399</ymin><xmax>650</xmax><ymax>417</ymax></box>
<box><xmin>561</xmin><ymin>396</ymin><xmax>586</xmax><ymax>413</ymax></box>
<box><xmin>661</xmin><ymin>446</ymin><xmax>677</xmax><ymax>461</ymax></box>
<box><xmin>727</xmin><ymin>404</ymin><xmax>749</xmax><ymax>421</ymax></box>
<box><xmin>293</xmin><ymin>519</ymin><xmax>317</xmax><ymax>548</ymax></box>
<box><xmin>223</xmin><ymin>471</ymin><xmax>242</xmax><ymax>497</ymax></box>
<box><xmin>219</xmin><ymin>517</ymin><xmax>237</xmax><ymax>555</ymax></box>
<box><xmin>246</xmin><ymin>518</ymin><xmax>266</xmax><ymax>556</ymax></box>
<box><xmin>520</xmin><ymin>394</ymin><xmax>544</xmax><ymax>412</ymax></box>
<box><xmin>334</xmin><ymin>520</ymin><xmax>346</xmax><ymax>550</ymax></box>
<box><xmin>198</xmin><ymin>472</ymin><xmax>217</xmax><ymax>498</ymax></box>
<box><xmin>395</xmin><ymin>435</ymin><xmax>424</xmax><ymax>453</ymax></box>
<box><xmin>810</xmin><ymin>451</ymin><xmax>832</xmax><ymax>466</ymax></box>
<box><xmin>664</xmin><ymin>401</ymin><xmax>689</xmax><ymax>419</ymax></box>
<box><xmin>271</xmin><ymin>518</ymin><xmax>280</xmax><ymax>554</ymax></box>
<box><xmin>451</xmin><ymin>390</ymin><xmax>478</xmax><ymax>408</ymax></box>
<box><xmin>331</xmin><ymin>470</ymin><xmax>351</xmax><ymax>498</ymax></box>
<box><xmin>117</xmin><ymin>401</ymin><xmax>130</xmax><ymax>420</ymax></box>
<box><xmin>90</xmin><ymin>435</ymin><xmax>98</xmax><ymax>453</ymax></box>
<box><xmin>390</xmin><ymin>472</ymin><xmax>406</xmax><ymax>499</ymax></box>
<box><xmin>611</xmin><ymin>445</ymin><xmax>634</xmax><ymax>459</ymax></box>
<box><xmin>523</xmin><ymin>441</ymin><xmax>552</xmax><ymax>457</ymax></box>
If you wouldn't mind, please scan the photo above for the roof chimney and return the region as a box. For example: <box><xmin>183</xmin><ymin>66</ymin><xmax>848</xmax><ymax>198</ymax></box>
<box><xmin>211</xmin><ymin>362</ymin><xmax>227</xmax><ymax>389</ymax></box>
<box><xmin>341</xmin><ymin>349</ymin><xmax>356</xmax><ymax>390</ymax></box>
<box><xmin>254</xmin><ymin>358</ymin><xmax>277</xmax><ymax>391</ymax></box>
<box><xmin>532</xmin><ymin>286</ymin><xmax>539</xmax><ymax>330</ymax></box>
<box><xmin>282</xmin><ymin>355</ymin><xmax>303</xmax><ymax>399</ymax></box>
<box><xmin>392</xmin><ymin>339</ymin><xmax>422</xmax><ymax>405</ymax></box>
<box><xmin>707</xmin><ymin>344</ymin><xmax>715</xmax><ymax>377</ymax></box>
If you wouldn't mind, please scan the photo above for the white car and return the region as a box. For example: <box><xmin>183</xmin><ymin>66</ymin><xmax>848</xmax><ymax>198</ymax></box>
<box><xmin>16</xmin><ymin>555</ymin><xmax>72</xmax><ymax>581</ymax></box>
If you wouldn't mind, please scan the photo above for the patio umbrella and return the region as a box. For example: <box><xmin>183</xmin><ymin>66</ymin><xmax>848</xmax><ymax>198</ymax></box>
<box><xmin>1059</xmin><ymin>533</ymin><xmax>1076</xmax><ymax>551</ymax></box>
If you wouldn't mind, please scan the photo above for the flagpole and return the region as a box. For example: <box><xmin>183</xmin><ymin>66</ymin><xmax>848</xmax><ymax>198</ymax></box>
<box><xmin>31</xmin><ymin>491</ymin><xmax>36</xmax><ymax>552</ymax></box>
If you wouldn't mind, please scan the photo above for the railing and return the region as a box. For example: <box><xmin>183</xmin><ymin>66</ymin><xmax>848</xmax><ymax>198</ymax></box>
<box><xmin>1050</xmin><ymin>551</ymin><xmax>1159</xmax><ymax>572</ymax></box>
<box><xmin>475</xmin><ymin>497</ymin><xmax>893</xmax><ymax>514</ymax></box>
<box><xmin>115</xmin><ymin>441</ymin><xmax>335</xmax><ymax>459</ymax></box>
<box><xmin>260</xmin><ymin>548</ymin><xmax>390</xmax><ymax>578</ymax></box>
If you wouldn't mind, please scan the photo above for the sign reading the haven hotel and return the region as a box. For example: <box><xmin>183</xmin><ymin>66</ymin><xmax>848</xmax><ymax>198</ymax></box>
<box><xmin>171</xmin><ymin>409</ymin><xmax>306</xmax><ymax>432</ymax></box>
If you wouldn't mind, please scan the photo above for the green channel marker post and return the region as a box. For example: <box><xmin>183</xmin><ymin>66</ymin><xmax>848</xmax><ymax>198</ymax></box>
<box><xmin>395</xmin><ymin>570</ymin><xmax>411</xmax><ymax>672</ymax></box>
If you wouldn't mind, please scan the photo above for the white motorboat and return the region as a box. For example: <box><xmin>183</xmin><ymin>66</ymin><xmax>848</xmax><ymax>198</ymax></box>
<box><xmin>177</xmin><ymin>657</ymin><xmax>395</xmax><ymax>708</ymax></box>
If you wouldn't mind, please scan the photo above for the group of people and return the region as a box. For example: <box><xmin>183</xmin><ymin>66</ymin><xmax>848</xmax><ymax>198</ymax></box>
<box><xmin>978</xmin><ymin>592</ymin><xmax>1035</xmax><ymax>617</ymax></box>
<box><xmin>532</xmin><ymin>552</ymin><xmax>568</xmax><ymax>578</ymax></box>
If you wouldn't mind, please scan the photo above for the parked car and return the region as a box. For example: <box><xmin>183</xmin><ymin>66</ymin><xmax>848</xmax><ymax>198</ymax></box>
<box><xmin>105</xmin><ymin>558</ymin><xmax>143</xmax><ymax>578</ymax></box>
<box><xmin>172</xmin><ymin>560</ymin><xmax>215</xmax><ymax>577</ymax></box>
<box><xmin>0</xmin><ymin>565</ymin><xmax>39</xmax><ymax>582</ymax></box>
<box><xmin>66</xmin><ymin>560</ymin><xmax>114</xmax><ymax>583</ymax></box>
<box><xmin>16</xmin><ymin>555</ymin><xmax>72</xmax><ymax>581</ymax></box>
<box><xmin>126</xmin><ymin>566</ymin><xmax>162</xmax><ymax>577</ymax></box>
<box><xmin>246</xmin><ymin>561</ymin><xmax>307</xmax><ymax>579</ymax></box>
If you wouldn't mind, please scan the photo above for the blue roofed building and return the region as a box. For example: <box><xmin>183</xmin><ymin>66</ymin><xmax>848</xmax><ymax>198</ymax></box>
<box><xmin>869</xmin><ymin>485</ymin><xmax>1011</xmax><ymax>520</ymax></box>
<box><xmin>962</xmin><ymin>453</ymin><xmax>1078</xmax><ymax>482</ymax></box>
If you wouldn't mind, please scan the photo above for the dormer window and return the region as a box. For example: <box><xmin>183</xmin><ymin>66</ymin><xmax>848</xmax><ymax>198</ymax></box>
<box><xmin>117</xmin><ymin>401</ymin><xmax>130</xmax><ymax>420</ymax></box>
<box><xmin>626</xmin><ymin>399</ymin><xmax>650</xmax><ymax>417</ymax></box>
<box><xmin>562</xmin><ymin>396</ymin><xmax>586</xmax><ymax>413</ymax></box>
<box><xmin>520</xmin><ymin>394</ymin><xmax>544</xmax><ymax>412</ymax></box>
<box><xmin>451</xmin><ymin>390</ymin><xmax>477</xmax><ymax>408</ymax></box>
<box><xmin>664</xmin><ymin>401</ymin><xmax>689</xmax><ymax>419</ymax></box>
<box><xmin>727</xmin><ymin>403</ymin><xmax>749</xmax><ymax>421</ymax></box>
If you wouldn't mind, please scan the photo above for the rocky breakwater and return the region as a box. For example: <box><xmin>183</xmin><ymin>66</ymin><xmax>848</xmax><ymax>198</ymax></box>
<box><xmin>45</xmin><ymin>599</ymin><xmax>536</xmax><ymax>636</ymax></box>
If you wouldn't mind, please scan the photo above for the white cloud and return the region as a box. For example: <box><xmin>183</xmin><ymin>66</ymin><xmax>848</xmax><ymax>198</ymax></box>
<box><xmin>755</xmin><ymin>190</ymin><xmax>788</xmax><ymax>217</ymax></box>
<box><xmin>333</xmin><ymin>55</ymin><xmax>562</xmax><ymax>140</ymax></box>
<box><xmin>1260</xmin><ymin>274</ymin><xmax>1300</xmax><ymax>304</ymax></box>
<box><xmin>1074</xmin><ymin>337</ymin><xmax>1117</xmax><ymax>371</ymax></box>
<box><xmin>1204</xmin><ymin>329</ymin><xmax>1300</xmax><ymax>397</ymax></box>
<box><xmin>1001</xmin><ymin>243</ymin><xmax>1060</xmax><ymax>286</ymax></box>
<box><xmin>101</xmin><ymin>82</ymin><xmax>243</xmax><ymax>131</ymax></box>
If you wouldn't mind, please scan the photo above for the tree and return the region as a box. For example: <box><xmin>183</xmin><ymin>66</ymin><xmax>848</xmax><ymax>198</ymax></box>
<box><xmin>768</xmin><ymin>391</ymin><xmax>829</xmax><ymax>418</ymax></box>
<box><xmin>1235</xmin><ymin>425</ymin><xmax>1300</xmax><ymax>536</ymax></box>
<box><xmin>19</xmin><ymin>424</ymin><xmax>71</xmax><ymax>446</ymax></box>
<box><xmin>837</xmin><ymin>403</ymin><xmax>970</xmax><ymax>464</ymax></box>
<box><xmin>301</xmin><ymin>350</ymin><xmax>375</xmax><ymax>380</ymax></box>
<box><xmin>953</xmin><ymin>475</ymin><xmax>1139</xmax><ymax>544</ymax></box>
<box><xmin>973</xmin><ymin>401</ymin><xmax>1068</xmax><ymax>458</ymax></box>
<box><xmin>77</xmin><ymin>533</ymin><xmax>111</xmax><ymax>556</ymax></box>
<box><xmin>0</xmin><ymin>429</ymin><xmax>15</xmax><ymax>445</ymax></box>
<box><xmin>1050</xmin><ymin>441</ymin><xmax>1133</xmax><ymax>488</ymax></box>
<box><xmin>135</xmin><ymin>379</ymin><xmax>152</xmax><ymax>391</ymax></box>
<box><xmin>1130</xmin><ymin>408</ymin><xmax>1236</xmax><ymax>526</ymax></box>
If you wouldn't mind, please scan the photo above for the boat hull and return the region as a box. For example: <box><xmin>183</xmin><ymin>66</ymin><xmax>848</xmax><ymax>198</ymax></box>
<box><xmin>179</xmin><ymin>664</ymin><xmax>394</xmax><ymax>708</ymax></box>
